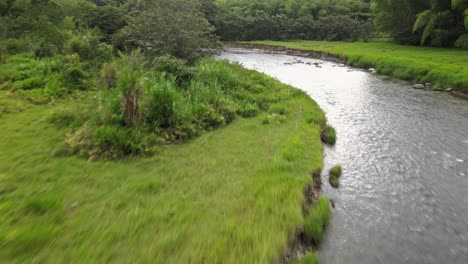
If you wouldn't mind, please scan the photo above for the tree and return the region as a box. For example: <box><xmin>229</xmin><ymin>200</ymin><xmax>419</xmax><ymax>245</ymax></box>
<box><xmin>123</xmin><ymin>0</ymin><xmax>219</xmax><ymax>61</ymax></box>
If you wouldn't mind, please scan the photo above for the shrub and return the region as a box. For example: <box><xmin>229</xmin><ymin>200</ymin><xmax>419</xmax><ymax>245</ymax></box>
<box><xmin>268</xmin><ymin>103</ymin><xmax>288</xmax><ymax>115</ymax></box>
<box><xmin>152</xmin><ymin>55</ymin><xmax>193</xmax><ymax>84</ymax></box>
<box><xmin>195</xmin><ymin>60</ymin><xmax>241</xmax><ymax>90</ymax></box>
<box><xmin>321</xmin><ymin>125</ymin><xmax>336</xmax><ymax>145</ymax></box>
<box><xmin>47</xmin><ymin>105</ymin><xmax>90</xmax><ymax>128</ymax></box>
<box><xmin>4</xmin><ymin>38</ymin><xmax>32</xmax><ymax>54</ymax></box>
<box><xmin>99</xmin><ymin>62</ymin><xmax>119</xmax><ymax>89</ymax></box>
<box><xmin>11</xmin><ymin>76</ymin><xmax>46</xmax><ymax>90</ymax></box>
<box><xmin>454</xmin><ymin>34</ymin><xmax>468</xmax><ymax>49</ymax></box>
<box><xmin>237</xmin><ymin>102</ymin><xmax>259</xmax><ymax>117</ymax></box>
<box><xmin>303</xmin><ymin>197</ymin><xmax>331</xmax><ymax>243</ymax></box>
<box><xmin>63</xmin><ymin>125</ymin><xmax>155</xmax><ymax>160</ymax></box>
<box><xmin>142</xmin><ymin>74</ymin><xmax>188</xmax><ymax>128</ymax></box>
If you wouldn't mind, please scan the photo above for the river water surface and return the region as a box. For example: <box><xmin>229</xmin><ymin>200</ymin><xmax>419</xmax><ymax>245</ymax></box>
<box><xmin>219</xmin><ymin>48</ymin><xmax>468</xmax><ymax>264</ymax></box>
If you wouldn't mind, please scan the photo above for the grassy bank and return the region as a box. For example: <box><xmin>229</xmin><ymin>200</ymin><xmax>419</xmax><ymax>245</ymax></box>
<box><xmin>248</xmin><ymin>41</ymin><xmax>468</xmax><ymax>93</ymax></box>
<box><xmin>0</xmin><ymin>61</ymin><xmax>327</xmax><ymax>263</ymax></box>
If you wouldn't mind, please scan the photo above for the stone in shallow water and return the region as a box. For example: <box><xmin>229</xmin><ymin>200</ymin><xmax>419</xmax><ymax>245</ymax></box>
<box><xmin>413</xmin><ymin>84</ymin><xmax>425</xmax><ymax>89</ymax></box>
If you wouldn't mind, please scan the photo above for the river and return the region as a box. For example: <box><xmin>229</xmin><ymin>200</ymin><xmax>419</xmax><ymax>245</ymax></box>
<box><xmin>218</xmin><ymin>48</ymin><xmax>468</xmax><ymax>264</ymax></box>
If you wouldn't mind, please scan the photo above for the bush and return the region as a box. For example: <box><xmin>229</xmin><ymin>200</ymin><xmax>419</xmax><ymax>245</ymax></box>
<box><xmin>47</xmin><ymin>105</ymin><xmax>90</xmax><ymax>128</ymax></box>
<box><xmin>455</xmin><ymin>34</ymin><xmax>468</xmax><ymax>49</ymax></box>
<box><xmin>11</xmin><ymin>76</ymin><xmax>46</xmax><ymax>90</ymax></box>
<box><xmin>321</xmin><ymin>125</ymin><xmax>336</xmax><ymax>145</ymax></box>
<box><xmin>303</xmin><ymin>197</ymin><xmax>331</xmax><ymax>243</ymax></box>
<box><xmin>152</xmin><ymin>55</ymin><xmax>193</xmax><ymax>85</ymax></box>
<box><xmin>282</xmin><ymin>134</ymin><xmax>304</xmax><ymax>162</ymax></box>
<box><xmin>63</xmin><ymin>125</ymin><xmax>155</xmax><ymax>160</ymax></box>
<box><xmin>237</xmin><ymin>102</ymin><xmax>259</xmax><ymax>117</ymax></box>
<box><xmin>4</xmin><ymin>38</ymin><xmax>32</xmax><ymax>54</ymax></box>
<box><xmin>268</xmin><ymin>103</ymin><xmax>288</xmax><ymax>115</ymax></box>
<box><xmin>99</xmin><ymin>62</ymin><xmax>119</xmax><ymax>89</ymax></box>
<box><xmin>142</xmin><ymin>74</ymin><xmax>188</xmax><ymax>128</ymax></box>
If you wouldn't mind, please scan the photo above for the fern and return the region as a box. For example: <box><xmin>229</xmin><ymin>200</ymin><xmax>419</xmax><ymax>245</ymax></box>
<box><xmin>413</xmin><ymin>10</ymin><xmax>433</xmax><ymax>32</ymax></box>
<box><xmin>421</xmin><ymin>14</ymin><xmax>438</xmax><ymax>45</ymax></box>
<box><xmin>465</xmin><ymin>9</ymin><xmax>468</xmax><ymax>30</ymax></box>
<box><xmin>452</xmin><ymin>0</ymin><xmax>468</xmax><ymax>10</ymax></box>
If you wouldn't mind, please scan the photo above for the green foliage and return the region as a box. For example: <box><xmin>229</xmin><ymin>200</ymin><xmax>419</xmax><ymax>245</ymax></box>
<box><xmin>296</xmin><ymin>252</ymin><xmax>319</xmax><ymax>264</ymax></box>
<box><xmin>329</xmin><ymin>165</ymin><xmax>342</xmax><ymax>188</ymax></box>
<box><xmin>321</xmin><ymin>125</ymin><xmax>336</xmax><ymax>145</ymax></box>
<box><xmin>0</xmin><ymin>54</ymin><xmax>92</xmax><ymax>100</ymax></box>
<box><xmin>465</xmin><ymin>9</ymin><xmax>468</xmax><ymax>29</ymax></box>
<box><xmin>122</xmin><ymin>0</ymin><xmax>219</xmax><ymax>61</ymax></box>
<box><xmin>303</xmin><ymin>197</ymin><xmax>331</xmax><ymax>243</ymax></box>
<box><xmin>283</xmin><ymin>134</ymin><xmax>305</xmax><ymax>162</ymax></box>
<box><xmin>374</xmin><ymin>0</ymin><xmax>468</xmax><ymax>47</ymax></box>
<box><xmin>237</xmin><ymin>102</ymin><xmax>259</xmax><ymax>117</ymax></box>
<box><xmin>99</xmin><ymin>61</ymin><xmax>119</xmax><ymax>89</ymax></box>
<box><xmin>211</xmin><ymin>0</ymin><xmax>373</xmax><ymax>41</ymax></box>
<box><xmin>85</xmin><ymin>5</ymin><xmax>127</xmax><ymax>41</ymax></box>
<box><xmin>62</xmin><ymin>55</ymin><xmax>308</xmax><ymax>159</ymax></box>
<box><xmin>152</xmin><ymin>55</ymin><xmax>193</xmax><ymax>85</ymax></box>
<box><xmin>63</xmin><ymin>125</ymin><xmax>154</xmax><ymax>160</ymax></box>
<box><xmin>266</xmin><ymin>102</ymin><xmax>288</xmax><ymax>118</ymax></box>
<box><xmin>455</xmin><ymin>34</ymin><xmax>468</xmax><ymax>48</ymax></box>
<box><xmin>0</xmin><ymin>68</ymin><xmax>326</xmax><ymax>262</ymax></box>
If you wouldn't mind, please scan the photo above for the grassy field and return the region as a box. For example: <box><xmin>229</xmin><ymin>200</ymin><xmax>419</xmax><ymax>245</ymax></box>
<box><xmin>0</xmin><ymin>62</ymin><xmax>326</xmax><ymax>263</ymax></box>
<box><xmin>249</xmin><ymin>40</ymin><xmax>468</xmax><ymax>93</ymax></box>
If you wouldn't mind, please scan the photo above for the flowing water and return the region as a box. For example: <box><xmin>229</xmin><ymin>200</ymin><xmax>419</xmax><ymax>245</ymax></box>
<box><xmin>218</xmin><ymin>48</ymin><xmax>468</xmax><ymax>264</ymax></box>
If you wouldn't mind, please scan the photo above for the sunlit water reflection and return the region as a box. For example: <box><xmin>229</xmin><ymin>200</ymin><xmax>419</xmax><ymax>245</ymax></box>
<box><xmin>218</xmin><ymin>48</ymin><xmax>468</xmax><ymax>264</ymax></box>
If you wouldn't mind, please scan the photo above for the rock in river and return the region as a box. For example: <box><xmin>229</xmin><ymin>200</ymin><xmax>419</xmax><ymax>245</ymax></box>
<box><xmin>413</xmin><ymin>84</ymin><xmax>425</xmax><ymax>90</ymax></box>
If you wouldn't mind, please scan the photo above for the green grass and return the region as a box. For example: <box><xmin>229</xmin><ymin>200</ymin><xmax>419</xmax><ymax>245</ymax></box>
<box><xmin>329</xmin><ymin>165</ymin><xmax>342</xmax><ymax>189</ymax></box>
<box><xmin>303</xmin><ymin>197</ymin><xmax>331</xmax><ymax>243</ymax></box>
<box><xmin>295</xmin><ymin>252</ymin><xmax>319</xmax><ymax>264</ymax></box>
<box><xmin>249</xmin><ymin>40</ymin><xmax>468</xmax><ymax>92</ymax></box>
<box><xmin>321</xmin><ymin>125</ymin><xmax>336</xmax><ymax>145</ymax></box>
<box><xmin>0</xmin><ymin>64</ymin><xmax>327</xmax><ymax>263</ymax></box>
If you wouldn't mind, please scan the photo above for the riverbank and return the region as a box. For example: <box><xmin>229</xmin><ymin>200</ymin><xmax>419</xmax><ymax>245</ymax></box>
<box><xmin>0</xmin><ymin>61</ymin><xmax>329</xmax><ymax>263</ymax></box>
<box><xmin>237</xmin><ymin>41</ymin><xmax>468</xmax><ymax>94</ymax></box>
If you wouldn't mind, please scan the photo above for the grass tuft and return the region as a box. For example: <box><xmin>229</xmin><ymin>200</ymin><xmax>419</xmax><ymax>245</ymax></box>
<box><xmin>329</xmin><ymin>165</ymin><xmax>342</xmax><ymax>188</ymax></box>
<box><xmin>295</xmin><ymin>252</ymin><xmax>319</xmax><ymax>264</ymax></box>
<box><xmin>303</xmin><ymin>197</ymin><xmax>331</xmax><ymax>243</ymax></box>
<box><xmin>321</xmin><ymin>125</ymin><xmax>336</xmax><ymax>145</ymax></box>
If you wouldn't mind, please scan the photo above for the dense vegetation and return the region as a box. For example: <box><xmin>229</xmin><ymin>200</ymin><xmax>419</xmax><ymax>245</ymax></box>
<box><xmin>207</xmin><ymin>0</ymin><xmax>374</xmax><ymax>41</ymax></box>
<box><xmin>373</xmin><ymin>0</ymin><xmax>468</xmax><ymax>48</ymax></box>
<box><xmin>0</xmin><ymin>64</ymin><xmax>329</xmax><ymax>262</ymax></box>
<box><xmin>0</xmin><ymin>0</ymin><xmax>334</xmax><ymax>262</ymax></box>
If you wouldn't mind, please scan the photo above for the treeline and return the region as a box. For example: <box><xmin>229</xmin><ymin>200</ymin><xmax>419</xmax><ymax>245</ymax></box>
<box><xmin>205</xmin><ymin>0</ymin><xmax>374</xmax><ymax>41</ymax></box>
<box><xmin>0</xmin><ymin>0</ymin><xmax>219</xmax><ymax>61</ymax></box>
<box><xmin>373</xmin><ymin>0</ymin><xmax>468</xmax><ymax>48</ymax></box>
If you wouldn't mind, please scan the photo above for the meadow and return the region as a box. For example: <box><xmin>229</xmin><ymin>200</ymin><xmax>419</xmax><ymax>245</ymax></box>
<box><xmin>0</xmin><ymin>60</ymin><xmax>329</xmax><ymax>263</ymax></box>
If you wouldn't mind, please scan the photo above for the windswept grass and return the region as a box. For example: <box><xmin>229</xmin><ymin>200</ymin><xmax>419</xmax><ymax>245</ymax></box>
<box><xmin>249</xmin><ymin>41</ymin><xmax>468</xmax><ymax>92</ymax></box>
<box><xmin>0</xmin><ymin>65</ymin><xmax>327</xmax><ymax>263</ymax></box>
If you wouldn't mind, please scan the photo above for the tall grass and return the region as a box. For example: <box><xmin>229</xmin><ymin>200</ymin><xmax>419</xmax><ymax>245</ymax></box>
<box><xmin>60</xmin><ymin>54</ymin><xmax>296</xmax><ymax>160</ymax></box>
